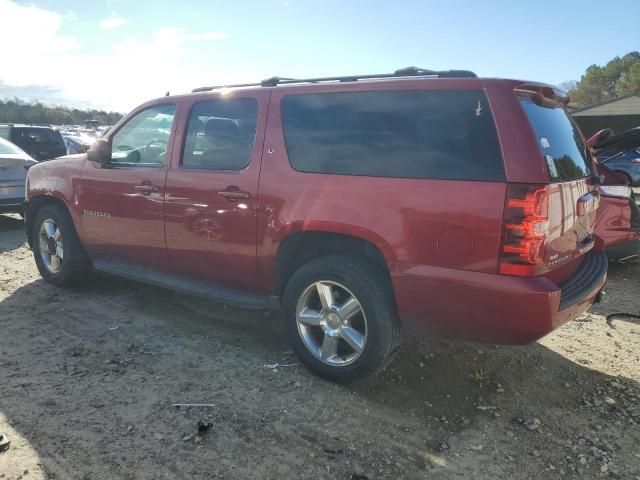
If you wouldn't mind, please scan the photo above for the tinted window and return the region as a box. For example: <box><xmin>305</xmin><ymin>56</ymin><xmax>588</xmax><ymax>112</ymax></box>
<box><xmin>111</xmin><ymin>104</ymin><xmax>176</xmax><ymax>166</ymax></box>
<box><xmin>15</xmin><ymin>128</ymin><xmax>64</xmax><ymax>146</ymax></box>
<box><xmin>281</xmin><ymin>90</ymin><xmax>504</xmax><ymax>181</ymax></box>
<box><xmin>182</xmin><ymin>98</ymin><xmax>258</xmax><ymax>170</ymax></box>
<box><xmin>519</xmin><ymin>96</ymin><xmax>593</xmax><ymax>180</ymax></box>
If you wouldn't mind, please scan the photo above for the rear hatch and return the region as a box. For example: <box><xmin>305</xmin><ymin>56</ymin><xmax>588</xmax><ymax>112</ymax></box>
<box><xmin>500</xmin><ymin>88</ymin><xmax>599</xmax><ymax>280</ymax></box>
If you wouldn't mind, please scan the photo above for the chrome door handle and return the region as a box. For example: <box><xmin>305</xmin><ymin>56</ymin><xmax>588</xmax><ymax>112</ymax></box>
<box><xmin>134</xmin><ymin>183</ymin><xmax>160</xmax><ymax>195</ymax></box>
<box><xmin>218</xmin><ymin>187</ymin><xmax>250</xmax><ymax>202</ymax></box>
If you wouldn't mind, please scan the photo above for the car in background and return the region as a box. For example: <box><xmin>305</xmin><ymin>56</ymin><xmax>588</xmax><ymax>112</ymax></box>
<box><xmin>599</xmin><ymin>147</ymin><xmax>640</xmax><ymax>188</ymax></box>
<box><xmin>589</xmin><ymin>128</ymin><xmax>640</xmax><ymax>261</ymax></box>
<box><xmin>594</xmin><ymin>127</ymin><xmax>640</xmax><ymax>188</ymax></box>
<box><xmin>0</xmin><ymin>124</ymin><xmax>67</xmax><ymax>161</ymax></box>
<box><xmin>62</xmin><ymin>135</ymin><xmax>90</xmax><ymax>155</ymax></box>
<box><xmin>0</xmin><ymin>137</ymin><xmax>37</xmax><ymax>215</ymax></box>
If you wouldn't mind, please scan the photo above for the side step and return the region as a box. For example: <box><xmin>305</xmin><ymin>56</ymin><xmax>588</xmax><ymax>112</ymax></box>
<box><xmin>93</xmin><ymin>260</ymin><xmax>279</xmax><ymax>310</ymax></box>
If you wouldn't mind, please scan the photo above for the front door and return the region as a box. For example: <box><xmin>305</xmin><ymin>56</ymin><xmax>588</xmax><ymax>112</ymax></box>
<box><xmin>164</xmin><ymin>92</ymin><xmax>268</xmax><ymax>292</ymax></box>
<box><xmin>77</xmin><ymin>103</ymin><xmax>178</xmax><ymax>270</ymax></box>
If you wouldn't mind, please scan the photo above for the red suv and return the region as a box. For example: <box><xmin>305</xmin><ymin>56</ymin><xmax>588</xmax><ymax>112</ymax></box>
<box><xmin>24</xmin><ymin>68</ymin><xmax>607</xmax><ymax>382</ymax></box>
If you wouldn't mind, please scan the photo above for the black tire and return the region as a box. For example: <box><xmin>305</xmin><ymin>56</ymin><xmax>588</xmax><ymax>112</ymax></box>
<box><xmin>282</xmin><ymin>254</ymin><xmax>402</xmax><ymax>383</ymax></box>
<box><xmin>31</xmin><ymin>204</ymin><xmax>91</xmax><ymax>286</ymax></box>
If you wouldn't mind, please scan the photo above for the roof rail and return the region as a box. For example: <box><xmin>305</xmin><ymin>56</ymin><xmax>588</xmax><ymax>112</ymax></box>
<box><xmin>191</xmin><ymin>66</ymin><xmax>477</xmax><ymax>93</ymax></box>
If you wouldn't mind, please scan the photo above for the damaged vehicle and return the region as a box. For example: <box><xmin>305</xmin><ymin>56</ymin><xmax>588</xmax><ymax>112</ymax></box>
<box><xmin>589</xmin><ymin>128</ymin><xmax>640</xmax><ymax>262</ymax></box>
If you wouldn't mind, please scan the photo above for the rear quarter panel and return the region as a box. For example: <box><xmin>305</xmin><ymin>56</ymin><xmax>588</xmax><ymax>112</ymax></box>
<box><xmin>257</xmin><ymin>81</ymin><xmax>508</xmax><ymax>293</ymax></box>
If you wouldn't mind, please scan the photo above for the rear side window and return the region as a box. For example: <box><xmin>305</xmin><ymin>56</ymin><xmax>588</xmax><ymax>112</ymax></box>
<box><xmin>281</xmin><ymin>90</ymin><xmax>505</xmax><ymax>181</ymax></box>
<box><xmin>182</xmin><ymin>98</ymin><xmax>258</xmax><ymax>170</ymax></box>
<box><xmin>518</xmin><ymin>96</ymin><xmax>593</xmax><ymax>180</ymax></box>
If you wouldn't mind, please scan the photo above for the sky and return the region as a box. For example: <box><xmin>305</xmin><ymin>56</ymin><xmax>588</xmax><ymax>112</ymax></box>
<box><xmin>1</xmin><ymin>0</ymin><xmax>638</xmax><ymax>113</ymax></box>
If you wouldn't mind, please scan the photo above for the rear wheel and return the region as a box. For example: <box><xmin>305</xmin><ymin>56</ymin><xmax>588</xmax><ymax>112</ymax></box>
<box><xmin>32</xmin><ymin>204</ymin><xmax>91</xmax><ymax>286</ymax></box>
<box><xmin>283</xmin><ymin>255</ymin><xmax>402</xmax><ymax>382</ymax></box>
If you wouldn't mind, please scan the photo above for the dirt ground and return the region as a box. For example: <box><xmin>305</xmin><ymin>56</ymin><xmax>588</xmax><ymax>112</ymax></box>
<box><xmin>0</xmin><ymin>213</ymin><xmax>639</xmax><ymax>480</ymax></box>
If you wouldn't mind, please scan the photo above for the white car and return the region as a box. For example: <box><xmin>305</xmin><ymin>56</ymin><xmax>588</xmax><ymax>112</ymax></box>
<box><xmin>0</xmin><ymin>137</ymin><xmax>37</xmax><ymax>215</ymax></box>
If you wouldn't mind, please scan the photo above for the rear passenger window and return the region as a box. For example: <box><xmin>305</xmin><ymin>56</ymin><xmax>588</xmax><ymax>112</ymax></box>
<box><xmin>281</xmin><ymin>90</ymin><xmax>504</xmax><ymax>181</ymax></box>
<box><xmin>182</xmin><ymin>98</ymin><xmax>258</xmax><ymax>170</ymax></box>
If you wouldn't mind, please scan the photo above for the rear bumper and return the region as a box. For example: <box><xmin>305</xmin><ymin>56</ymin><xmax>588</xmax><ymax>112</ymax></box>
<box><xmin>392</xmin><ymin>251</ymin><xmax>607</xmax><ymax>345</ymax></box>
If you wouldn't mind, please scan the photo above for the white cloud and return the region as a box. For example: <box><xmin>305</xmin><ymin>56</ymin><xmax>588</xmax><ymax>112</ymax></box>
<box><xmin>100</xmin><ymin>16</ymin><xmax>128</xmax><ymax>29</ymax></box>
<box><xmin>0</xmin><ymin>0</ymin><xmax>230</xmax><ymax>112</ymax></box>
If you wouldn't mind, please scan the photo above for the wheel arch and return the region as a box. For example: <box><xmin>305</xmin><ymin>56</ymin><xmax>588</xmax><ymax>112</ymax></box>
<box><xmin>26</xmin><ymin>194</ymin><xmax>76</xmax><ymax>248</ymax></box>
<box><xmin>274</xmin><ymin>228</ymin><xmax>394</xmax><ymax>297</ymax></box>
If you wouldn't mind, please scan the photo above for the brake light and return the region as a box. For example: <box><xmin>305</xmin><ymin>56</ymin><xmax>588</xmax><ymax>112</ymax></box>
<box><xmin>500</xmin><ymin>184</ymin><xmax>550</xmax><ymax>276</ymax></box>
<box><xmin>514</xmin><ymin>83</ymin><xmax>569</xmax><ymax>106</ymax></box>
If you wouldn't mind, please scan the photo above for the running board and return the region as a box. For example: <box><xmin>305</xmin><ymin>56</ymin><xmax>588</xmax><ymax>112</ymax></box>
<box><xmin>93</xmin><ymin>260</ymin><xmax>279</xmax><ymax>310</ymax></box>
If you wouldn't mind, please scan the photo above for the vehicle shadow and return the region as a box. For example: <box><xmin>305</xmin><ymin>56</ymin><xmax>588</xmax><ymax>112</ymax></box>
<box><xmin>0</xmin><ymin>213</ymin><xmax>26</xmax><ymax>254</ymax></box>
<box><xmin>0</xmin><ymin>273</ymin><xmax>639</xmax><ymax>479</ymax></box>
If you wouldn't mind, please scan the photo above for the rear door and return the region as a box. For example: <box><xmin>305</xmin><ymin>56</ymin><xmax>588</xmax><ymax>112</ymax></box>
<box><xmin>518</xmin><ymin>94</ymin><xmax>599</xmax><ymax>269</ymax></box>
<box><xmin>164</xmin><ymin>91</ymin><xmax>268</xmax><ymax>292</ymax></box>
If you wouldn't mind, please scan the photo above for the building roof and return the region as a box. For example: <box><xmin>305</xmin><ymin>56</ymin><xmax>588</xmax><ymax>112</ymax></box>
<box><xmin>572</xmin><ymin>92</ymin><xmax>640</xmax><ymax>117</ymax></box>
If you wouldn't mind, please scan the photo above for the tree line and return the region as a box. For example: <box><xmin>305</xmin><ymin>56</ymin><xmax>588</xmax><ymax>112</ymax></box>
<box><xmin>562</xmin><ymin>51</ymin><xmax>640</xmax><ymax>107</ymax></box>
<box><xmin>0</xmin><ymin>98</ymin><xmax>123</xmax><ymax>126</ymax></box>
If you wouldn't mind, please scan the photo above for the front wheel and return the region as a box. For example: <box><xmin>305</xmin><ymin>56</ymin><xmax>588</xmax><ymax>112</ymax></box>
<box><xmin>32</xmin><ymin>204</ymin><xmax>91</xmax><ymax>286</ymax></box>
<box><xmin>283</xmin><ymin>255</ymin><xmax>402</xmax><ymax>383</ymax></box>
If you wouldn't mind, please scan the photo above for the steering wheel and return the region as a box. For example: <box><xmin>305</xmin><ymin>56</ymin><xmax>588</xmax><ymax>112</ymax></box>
<box><xmin>146</xmin><ymin>138</ymin><xmax>168</xmax><ymax>149</ymax></box>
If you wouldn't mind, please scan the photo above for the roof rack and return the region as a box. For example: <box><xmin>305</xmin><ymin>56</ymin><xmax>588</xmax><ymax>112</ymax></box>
<box><xmin>191</xmin><ymin>66</ymin><xmax>477</xmax><ymax>93</ymax></box>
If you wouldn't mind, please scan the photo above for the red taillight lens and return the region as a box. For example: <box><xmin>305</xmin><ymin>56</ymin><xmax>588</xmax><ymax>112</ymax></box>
<box><xmin>500</xmin><ymin>184</ymin><xmax>550</xmax><ymax>276</ymax></box>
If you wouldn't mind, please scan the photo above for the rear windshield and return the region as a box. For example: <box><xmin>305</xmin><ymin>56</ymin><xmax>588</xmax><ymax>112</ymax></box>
<box><xmin>282</xmin><ymin>90</ymin><xmax>505</xmax><ymax>181</ymax></box>
<box><xmin>15</xmin><ymin>128</ymin><xmax>64</xmax><ymax>146</ymax></box>
<box><xmin>519</xmin><ymin>95</ymin><xmax>593</xmax><ymax>180</ymax></box>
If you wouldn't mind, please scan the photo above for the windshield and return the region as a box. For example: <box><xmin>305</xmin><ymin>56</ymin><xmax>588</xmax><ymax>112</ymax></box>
<box><xmin>519</xmin><ymin>95</ymin><xmax>593</xmax><ymax>180</ymax></box>
<box><xmin>0</xmin><ymin>137</ymin><xmax>23</xmax><ymax>154</ymax></box>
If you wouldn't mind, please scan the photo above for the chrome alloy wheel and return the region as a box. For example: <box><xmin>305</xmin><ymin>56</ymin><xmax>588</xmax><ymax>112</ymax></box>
<box><xmin>39</xmin><ymin>218</ymin><xmax>64</xmax><ymax>273</ymax></box>
<box><xmin>295</xmin><ymin>281</ymin><xmax>368</xmax><ymax>366</ymax></box>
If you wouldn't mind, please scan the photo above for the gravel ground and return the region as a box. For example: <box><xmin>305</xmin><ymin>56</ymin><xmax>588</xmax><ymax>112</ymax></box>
<box><xmin>1</xmin><ymin>213</ymin><xmax>639</xmax><ymax>480</ymax></box>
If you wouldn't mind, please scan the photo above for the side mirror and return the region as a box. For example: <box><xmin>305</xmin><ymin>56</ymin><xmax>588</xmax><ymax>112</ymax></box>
<box><xmin>87</xmin><ymin>139</ymin><xmax>111</xmax><ymax>165</ymax></box>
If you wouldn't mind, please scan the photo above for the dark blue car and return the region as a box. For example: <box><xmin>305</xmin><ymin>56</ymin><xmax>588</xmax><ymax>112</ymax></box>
<box><xmin>599</xmin><ymin>147</ymin><xmax>640</xmax><ymax>187</ymax></box>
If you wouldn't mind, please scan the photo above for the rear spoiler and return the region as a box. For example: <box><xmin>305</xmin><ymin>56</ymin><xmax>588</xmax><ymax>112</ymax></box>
<box><xmin>514</xmin><ymin>83</ymin><xmax>570</xmax><ymax>107</ymax></box>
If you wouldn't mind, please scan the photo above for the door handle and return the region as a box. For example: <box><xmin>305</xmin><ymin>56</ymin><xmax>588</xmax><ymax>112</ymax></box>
<box><xmin>218</xmin><ymin>186</ymin><xmax>251</xmax><ymax>202</ymax></box>
<box><xmin>134</xmin><ymin>182</ymin><xmax>160</xmax><ymax>195</ymax></box>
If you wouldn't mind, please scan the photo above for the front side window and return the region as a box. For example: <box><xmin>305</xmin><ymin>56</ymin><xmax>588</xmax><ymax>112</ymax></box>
<box><xmin>111</xmin><ymin>104</ymin><xmax>176</xmax><ymax>166</ymax></box>
<box><xmin>281</xmin><ymin>90</ymin><xmax>505</xmax><ymax>181</ymax></box>
<box><xmin>182</xmin><ymin>97</ymin><xmax>258</xmax><ymax>170</ymax></box>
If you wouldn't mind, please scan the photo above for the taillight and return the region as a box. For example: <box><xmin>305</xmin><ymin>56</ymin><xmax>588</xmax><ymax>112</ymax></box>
<box><xmin>500</xmin><ymin>184</ymin><xmax>550</xmax><ymax>276</ymax></box>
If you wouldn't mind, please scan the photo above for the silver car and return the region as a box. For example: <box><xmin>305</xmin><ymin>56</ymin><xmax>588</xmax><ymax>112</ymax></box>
<box><xmin>0</xmin><ymin>137</ymin><xmax>37</xmax><ymax>215</ymax></box>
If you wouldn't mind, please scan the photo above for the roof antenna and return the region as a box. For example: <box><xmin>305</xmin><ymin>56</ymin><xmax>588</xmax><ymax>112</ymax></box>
<box><xmin>165</xmin><ymin>91</ymin><xmax>170</xmax><ymax>97</ymax></box>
